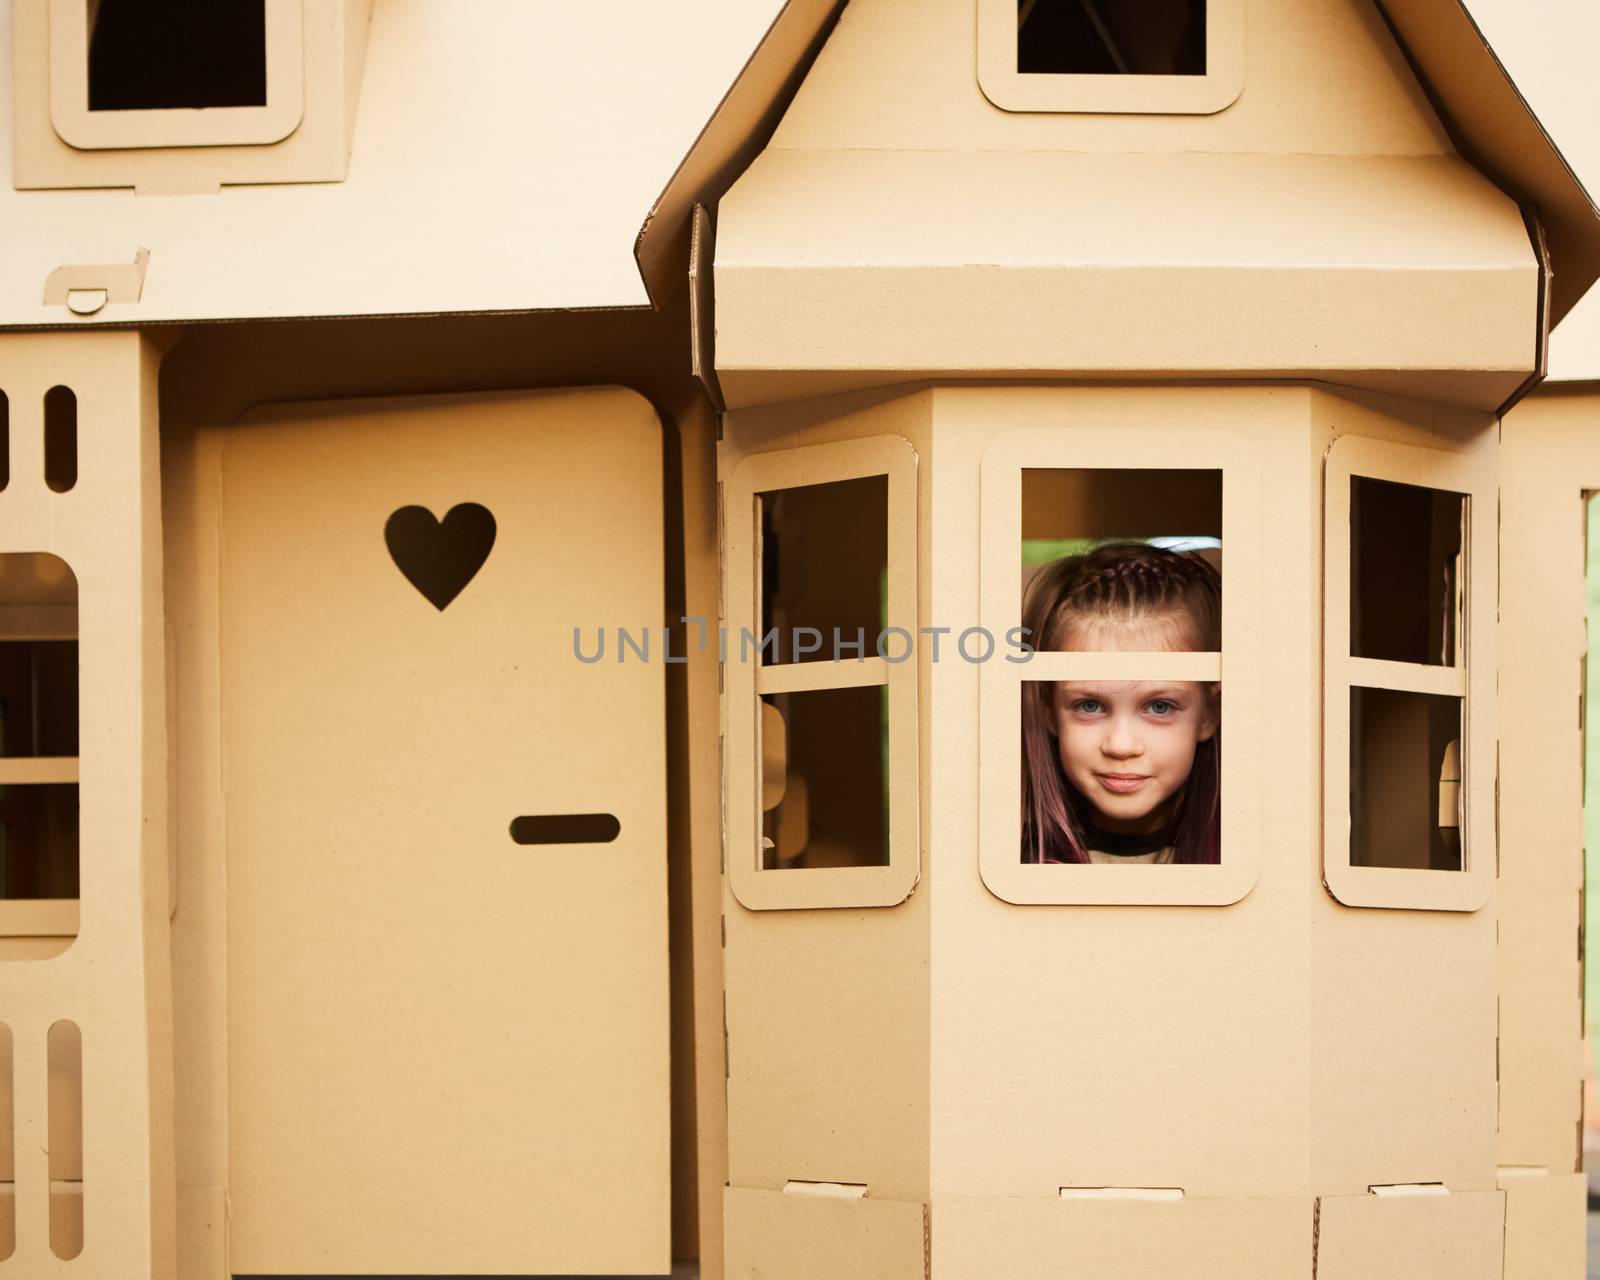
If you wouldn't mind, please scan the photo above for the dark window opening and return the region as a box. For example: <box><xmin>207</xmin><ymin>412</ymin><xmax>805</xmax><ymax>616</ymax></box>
<box><xmin>761</xmin><ymin>685</ymin><xmax>889</xmax><ymax>870</ymax></box>
<box><xmin>1018</xmin><ymin>0</ymin><xmax>1207</xmax><ymax>76</ymax></box>
<box><xmin>759</xmin><ymin>476</ymin><xmax>888</xmax><ymax>666</ymax></box>
<box><xmin>0</xmin><ymin>554</ymin><xmax>80</xmax><ymax>909</ymax></box>
<box><xmin>1350</xmin><ymin>687</ymin><xmax>1462</xmax><ymax>871</ymax></box>
<box><xmin>1351</xmin><ymin>477</ymin><xmax>1466</xmax><ymax>667</ymax></box>
<box><xmin>43</xmin><ymin>387</ymin><xmax>77</xmax><ymax>494</ymax></box>
<box><xmin>87</xmin><ymin>0</ymin><xmax>268</xmax><ymax>112</ymax></box>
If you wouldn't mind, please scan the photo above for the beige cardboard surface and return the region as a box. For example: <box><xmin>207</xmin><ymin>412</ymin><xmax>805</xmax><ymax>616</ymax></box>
<box><xmin>918</xmin><ymin>387</ymin><xmax>1312</xmax><ymax>1203</ymax></box>
<box><xmin>724</xmin><ymin>1186</ymin><xmax>925</xmax><ymax>1280</ymax></box>
<box><xmin>722</xmin><ymin>387</ymin><xmax>934</xmax><ymax>1207</ymax></box>
<box><xmin>1315</xmin><ymin>1189</ymin><xmax>1505</xmax><ymax>1280</ymax></box>
<box><xmin>1308</xmin><ymin>390</ymin><xmax>1500</xmax><ymax>1198</ymax></box>
<box><xmin>1497</xmin><ymin>389</ymin><xmax>1591</xmax><ymax>1177</ymax></box>
<box><xmin>1498</xmin><ymin>1170</ymin><xmax>1585</xmax><ymax>1279</ymax></box>
<box><xmin>932</xmin><ymin>1195</ymin><xmax>1311</xmax><ymax>1278</ymax></box>
<box><xmin>0</xmin><ymin>331</ymin><xmax>175</xmax><ymax>1278</ymax></box>
<box><xmin>0</xmin><ymin>1</ymin><xmax>786</xmax><ymax>323</ymax></box>
<box><xmin>715</xmin><ymin>150</ymin><xmax>1535</xmax><ymax>412</ymax></box>
<box><xmin>218</xmin><ymin>389</ymin><xmax>670</xmax><ymax>1275</ymax></box>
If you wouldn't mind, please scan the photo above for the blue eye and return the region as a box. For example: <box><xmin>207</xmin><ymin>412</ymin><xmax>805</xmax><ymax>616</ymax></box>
<box><xmin>1146</xmin><ymin>699</ymin><xmax>1177</xmax><ymax>716</ymax></box>
<box><xmin>1071</xmin><ymin>698</ymin><xmax>1105</xmax><ymax>715</ymax></box>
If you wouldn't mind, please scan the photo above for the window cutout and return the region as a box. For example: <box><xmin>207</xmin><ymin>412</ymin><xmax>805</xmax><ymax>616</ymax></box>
<box><xmin>46</xmin><ymin>1020</ymin><xmax>81</xmax><ymax>1262</ymax></box>
<box><xmin>1322</xmin><ymin>435</ymin><xmax>1491</xmax><ymax>912</ymax></box>
<box><xmin>979</xmin><ymin>429</ymin><xmax>1260</xmax><ymax>907</ymax></box>
<box><xmin>0</xmin><ymin>1023</ymin><xmax>11</xmax><ymax>1262</ymax></box>
<box><xmin>1349</xmin><ymin>687</ymin><xmax>1462</xmax><ymax>871</ymax></box>
<box><xmin>978</xmin><ymin>0</ymin><xmax>1243</xmax><ymax>114</ymax></box>
<box><xmin>760</xmin><ymin>475</ymin><xmax>888</xmax><ymax>666</ymax></box>
<box><xmin>384</xmin><ymin>503</ymin><xmax>496</xmax><ymax>611</ymax></box>
<box><xmin>42</xmin><ymin>388</ymin><xmax>76</xmax><ymax>494</ymax></box>
<box><xmin>760</xmin><ymin>685</ymin><xmax>888</xmax><ymax>869</ymax></box>
<box><xmin>1018</xmin><ymin>0</ymin><xmax>1206</xmax><ymax>76</ymax></box>
<box><xmin>46</xmin><ymin>0</ymin><xmax>304</xmax><ymax>152</ymax></box>
<box><xmin>0</xmin><ymin>554</ymin><xmax>81</xmax><ymax>956</ymax></box>
<box><xmin>87</xmin><ymin>0</ymin><xmax>268</xmax><ymax>112</ymax></box>
<box><xmin>1351</xmin><ymin>477</ymin><xmax>1466</xmax><ymax>667</ymax></box>
<box><xmin>509</xmin><ymin>814</ymin><xmax>620</xmax><ymax>845</ymax></box>
<box><xmin>723</xmin><ymin>434</ymin><xmax>919</xmax><ymax>910</ymax></box>
<box><xmin>0</xmin><ymin>392</ymin><xmax>9</xmax><ymax>493</ymax></box>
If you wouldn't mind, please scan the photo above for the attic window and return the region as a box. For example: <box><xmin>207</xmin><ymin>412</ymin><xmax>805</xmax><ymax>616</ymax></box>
<box><xmin>46</xmin><ymin>0</ymin><xmax>304</xmax><ymax>151</ymax></box>
<box><xmin>1017</xmin><ymin>0</ymin><xmax>1206</xmax><ymax>77</ymax></box>
<box><xmin>978</xmin><ymin>0</ymin><xmax>1242</xmax><ymax>114</ymax></box>
<box><xmin>87</xmin><ymin>0</ymin><xmax>268</xmax><ymax>112</ymax></box>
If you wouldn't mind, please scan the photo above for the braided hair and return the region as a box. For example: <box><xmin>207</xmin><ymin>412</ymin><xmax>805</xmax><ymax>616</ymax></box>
<box><xmin>1020</xmin><ymin>542</ymin><xmax>1221</xmax><ymax>865</ymax></box>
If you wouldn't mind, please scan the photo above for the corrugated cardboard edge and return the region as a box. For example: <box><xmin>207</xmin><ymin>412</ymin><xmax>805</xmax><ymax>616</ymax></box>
<box><xmin>689</xmin><ymin>203</ymin><xmax>725</xmax><ymax>413</ymax></box>
<box><xmin>1373</xmin><ymin>0</ymin><xmax>1600</xmax><ymax>327</ymax></box>
<box><xmin>1494</xmin><ymin>209</ymin><xmax>1552</xmax><ymax>420</ymax></box>
<box><xmin>634</xmin><ymin>0</ymin><xmax>845</xmax><ymax>309</ymax></box>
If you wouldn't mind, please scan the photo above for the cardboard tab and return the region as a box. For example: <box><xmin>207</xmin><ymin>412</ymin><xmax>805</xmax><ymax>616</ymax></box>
<box><xmin>1315</xmin><ymin>1190</ymin><xmax>1504</xmax><ymax>1280</ymax></box>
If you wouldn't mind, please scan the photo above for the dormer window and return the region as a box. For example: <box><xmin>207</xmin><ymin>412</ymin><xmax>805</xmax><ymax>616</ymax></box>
<box><xmin>978</xmin><ymin>0</ymin><xmax>1244</xmax><ymax>114</ymax></box>
<box><xmin>49</xmin><ymin>0</ymin><xmax>302</xmax><ymax>150</ymax></box>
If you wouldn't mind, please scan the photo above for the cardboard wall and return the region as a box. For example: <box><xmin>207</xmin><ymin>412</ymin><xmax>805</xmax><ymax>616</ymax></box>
<box><xmin>719</xmin><ymin>388</ymin><xmax>935</xmax><ymax>1211</ymax></box>
<box><xmin>720</xmin><ymin>381</ymin><xmax>1518</xmax><ymax>1276</ymax></box>
<box><xmin>0</xmin><ymin>331</ymin><xmax>175</xmax><ymax>1278</ymax></box>
<box><xmin>1496</xmin><ymin>388</ymin><xmax>1592</xmax><ymax>1203</ymax></box>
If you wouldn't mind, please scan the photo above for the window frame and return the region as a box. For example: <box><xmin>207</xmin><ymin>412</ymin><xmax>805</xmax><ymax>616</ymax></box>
<box><xmin>49</xmin><ymin>0</ymin><xmax>304</xmax><ymax>150</ymax></box>
<box><xmin>978</xmin><ymin>427</ymin><xmax>1262</xmax><ymax>906</ymax></box>
<box><xmin>1323</xmin><ymin>435</ymin><xmax>1494</xmax><ymax>912</ymax></box>
<box><xmin>723</xmin><ymin>434</ymin><xmax>920</xmax><ymax>911</ymax></box>
<box><xmin>977</xmin><ymin>0</ymin><xmax>1246</xmax><ymax>115</ymax></box>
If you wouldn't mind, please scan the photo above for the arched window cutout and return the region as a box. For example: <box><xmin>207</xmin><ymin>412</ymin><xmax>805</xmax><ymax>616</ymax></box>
<box><xmin>43</xmin><ymin>387</ymin><xmax>76</xmax><ymax>494</ymax></box>
<box><xmin>0</xmin><ymin>553</ymin><xmax>80</xmax><ymax>960</ymax></box>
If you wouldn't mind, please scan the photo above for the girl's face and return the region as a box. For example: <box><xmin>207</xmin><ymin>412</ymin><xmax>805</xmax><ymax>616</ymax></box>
<box><xmin>1048</xmin><ymin>613</ymin><xmax>1219</xmax><ymax>835</ymax></box>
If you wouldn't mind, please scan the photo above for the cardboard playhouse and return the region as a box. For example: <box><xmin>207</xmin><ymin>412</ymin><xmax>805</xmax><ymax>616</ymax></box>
<box><xmin>1</xmin><ymin>1</ymin><xmax>1598</xmax><ymax>1278</ymax></box>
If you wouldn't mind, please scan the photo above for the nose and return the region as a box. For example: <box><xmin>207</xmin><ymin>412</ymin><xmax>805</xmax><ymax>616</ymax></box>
<box><xmin>1102</xmin><ymin>712</ymin><xmax>1143</xmax><ymax>761</ymax></box>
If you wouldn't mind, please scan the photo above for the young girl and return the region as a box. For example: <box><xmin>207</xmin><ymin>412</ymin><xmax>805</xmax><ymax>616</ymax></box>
<box><xmin>1021</xmin><ymin>542</ymin><xmax>1221</xmax><ymax>865</ymax></box>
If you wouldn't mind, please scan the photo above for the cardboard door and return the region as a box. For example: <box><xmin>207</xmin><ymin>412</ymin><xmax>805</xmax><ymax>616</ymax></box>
<box><xmin>217</xmin><ymin>389</ymin><xmax>669</xmax><ymax>1276</ymax></box>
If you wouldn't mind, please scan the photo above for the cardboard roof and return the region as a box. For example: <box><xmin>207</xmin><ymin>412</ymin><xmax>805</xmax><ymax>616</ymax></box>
<box><xmin>0</xmin><ymin>0</ymin><xmax>814</xmax><ymax>327</ymax></box>
<box><xmin>1378</xmin><ymin>0</ymin><xmax>1600</xmax><ymax>327</ymax></box>
<box><xmin>1461</xmin><ymin>0</ymin><xmax>1600</xmax><ymax>379</ymax></box>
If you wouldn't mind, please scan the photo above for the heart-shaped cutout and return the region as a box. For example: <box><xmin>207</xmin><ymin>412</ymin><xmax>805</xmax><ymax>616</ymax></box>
<box><xmin>384</xmin><ymin>503</ymin><xmax>496</xmax><ymax>611</ymax></box>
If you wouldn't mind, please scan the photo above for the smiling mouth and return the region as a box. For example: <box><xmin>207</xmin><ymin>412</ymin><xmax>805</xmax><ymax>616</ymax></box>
<box><xmin>1096</xmin><ymin>774</ymin><xmax>1150</xmax><ymax>794</ymax></box>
